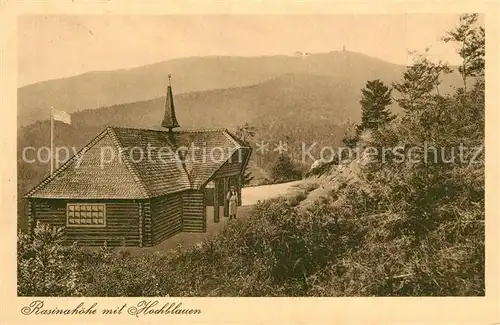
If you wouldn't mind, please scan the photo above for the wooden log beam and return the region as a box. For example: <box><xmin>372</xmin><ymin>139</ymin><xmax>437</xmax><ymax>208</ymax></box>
<box><xmin>223</xmin><ymin>177</ymin><xmax>229</xmax><ymax>218</ymax></box>
<box><xmin>214</xmin><ymin>179</ymin><xmax>220</xmax><ymax>223</ymax></box>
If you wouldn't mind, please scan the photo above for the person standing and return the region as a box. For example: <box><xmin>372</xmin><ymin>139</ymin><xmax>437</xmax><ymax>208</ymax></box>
<box><xmin>227</xmin><ymin>185</ymin><xmax>239</xmax><ymax>220</ymax></box>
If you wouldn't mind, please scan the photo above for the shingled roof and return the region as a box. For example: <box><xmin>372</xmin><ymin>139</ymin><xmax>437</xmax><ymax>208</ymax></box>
<box><xmin>25</xmin><ymin>127</ymin><xmax>250</xmax><ymax>199</ymax></box>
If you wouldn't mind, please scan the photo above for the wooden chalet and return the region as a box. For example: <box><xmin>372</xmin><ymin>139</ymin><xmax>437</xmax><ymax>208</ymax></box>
<box><xmin>24</xmin><ymin>77</ymin><xmax>251</xmax><ymax>247</ymax></box>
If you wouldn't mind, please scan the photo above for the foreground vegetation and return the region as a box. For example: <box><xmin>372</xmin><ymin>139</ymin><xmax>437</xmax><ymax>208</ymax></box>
<box><xmin>18</xmin><ymin>14</ymin><xmax>484</xmax><ymax>297</ymax></box>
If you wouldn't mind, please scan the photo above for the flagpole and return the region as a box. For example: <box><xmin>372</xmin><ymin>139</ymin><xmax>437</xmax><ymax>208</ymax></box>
<box><xmin>50</xmin><ymin>107</ymin><xmax>54</xmax><ymax>175</ymax></box>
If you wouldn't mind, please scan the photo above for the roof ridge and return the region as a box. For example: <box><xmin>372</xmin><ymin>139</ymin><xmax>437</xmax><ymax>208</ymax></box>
<box><xmin>179</xmin><ymin>127</ymin><xmax>227</xmax><ymax>133</ymax></box>
<box><xmin>106</xmin><ymin>127</ymin><xmax>152</xmax><ymax>198</ymax></box>
<box><xmin>108</xmin><ymin>126</ymin><xmax>228</xmax><ymax>134</ymax></box>
<box><xmin>108</xmin><ymin>126</ymin><xmax>162</xmax><ymax>132</ymax></box>
<box><xmin>223</xmin><ymin>129</ymin><xmax>252</xmax><ymax>148</ymax></box>
<box><xmin>24</xmin><ymin>128</ymin><xmax>110</xmax><ymax>198</ymax></box>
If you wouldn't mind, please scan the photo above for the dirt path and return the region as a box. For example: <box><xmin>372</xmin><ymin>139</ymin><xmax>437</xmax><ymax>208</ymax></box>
<box><xmin>241</xmin><ymin>180</ymin><xmax>303</xmax><ymax>206</ymax></box>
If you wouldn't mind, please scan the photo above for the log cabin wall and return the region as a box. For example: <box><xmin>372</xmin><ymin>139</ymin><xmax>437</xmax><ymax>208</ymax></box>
<box><xmin>27</xmin><ymin>199</ymin><xmax>34</xmax><ymax>238</ymax></box>
<box><xmin>142</xmin><ymin>201</ymin><xmax>152</xmax><ymax>247</ymax></box>
<box><xmin>31</xmin><ymin>199</ymin><xmax>140</xmax><ymax>246</ymax></box>
<box><xmin>182</xmin><ymin>190</ymin><xmax>206</xmax><ymax>232</ymax></box>
<box><xmin>149</xmin><ymin>193</ymin><xmax>183</xmax><ymax>246</ymax></box>
<box><xmin>138</xmin><ymin>202</ymin><xmax>144</xmax><ymax>247</ymax></box>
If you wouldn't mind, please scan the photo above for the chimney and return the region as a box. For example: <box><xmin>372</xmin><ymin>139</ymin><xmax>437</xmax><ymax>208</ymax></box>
<box><xmin>161</xmin><ymin>74</ymin><xmax>180</xmax><ymax>131</ymax></box>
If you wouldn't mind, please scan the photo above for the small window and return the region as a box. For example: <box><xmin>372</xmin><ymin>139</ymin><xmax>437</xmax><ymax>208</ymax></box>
<box><xmin>67</xmin><ymin>203</ymin><xmax>106</xmax><ymax>227</ymax></box>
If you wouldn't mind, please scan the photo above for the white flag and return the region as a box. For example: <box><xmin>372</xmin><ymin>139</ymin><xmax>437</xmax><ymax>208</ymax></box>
<box><xmin>52</xmin><ymin>109</ymin><xmax>71</xmax><ymax>125</ymax></box>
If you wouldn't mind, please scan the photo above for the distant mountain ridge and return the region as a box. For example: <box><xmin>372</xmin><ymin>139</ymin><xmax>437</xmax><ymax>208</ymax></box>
<box><xmin>19</xmin><ymin>51</ymin><xmax>412</xmax><ymax>127</ymax></box>
<box><xmin>19</xmin><ymin>72</ymin><xmax>370</xmax><ymax>145</ymax></box>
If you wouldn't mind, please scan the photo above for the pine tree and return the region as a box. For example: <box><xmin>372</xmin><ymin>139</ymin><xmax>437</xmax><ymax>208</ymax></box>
<box><xmin>393</xmin><ymin>52</ymin><xmax>452</xmax><ymax>112</ymax></box>
<box><xmin>358</xmin><ymin>79</ymin><xmax>396</xmax><ymax>132</ymax></box>
<box><xmin>270</xmin><ymin>154</ymin><xmax>302</xmax><ymax>182</ymax></box>
<box><xmin>442</xmin><ymin>13</ymin><xmax>485</xmax><ymax>90</ymax></box>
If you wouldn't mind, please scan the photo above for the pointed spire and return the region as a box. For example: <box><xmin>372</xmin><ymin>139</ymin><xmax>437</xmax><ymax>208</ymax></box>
<box><xmin>161</xmin><ymin>74</ymin><xmax>180</xmax><ymax>131</ymax></box>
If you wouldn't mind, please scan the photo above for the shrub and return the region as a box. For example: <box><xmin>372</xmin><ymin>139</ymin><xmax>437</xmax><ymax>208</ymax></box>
<box><xmin>270</xmin><ymin>154</ymin><xmax>303</xmax><ymax>182</ymax></box>
<box><xmin>305</xmin><ymin>182</ymin><xmax>320</xmax><ymax>192</ymax></box>
<box><xmin>17</xmin><ymin>222</ymin><xmax>83</xmax><ymax>296</ymax></box>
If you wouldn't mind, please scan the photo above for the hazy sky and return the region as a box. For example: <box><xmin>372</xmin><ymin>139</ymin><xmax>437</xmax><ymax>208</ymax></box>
<box><xmin>18</xmin><ymin>14</ymin><xmax>480</xmax><ymax>87</ymax></box>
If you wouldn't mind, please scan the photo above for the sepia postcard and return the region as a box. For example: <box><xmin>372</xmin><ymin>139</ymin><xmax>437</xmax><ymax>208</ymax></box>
<box><xmin>1</xmin><ymin>1</ymin><xmax>499</xmax><ymax>324</ymax></box>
